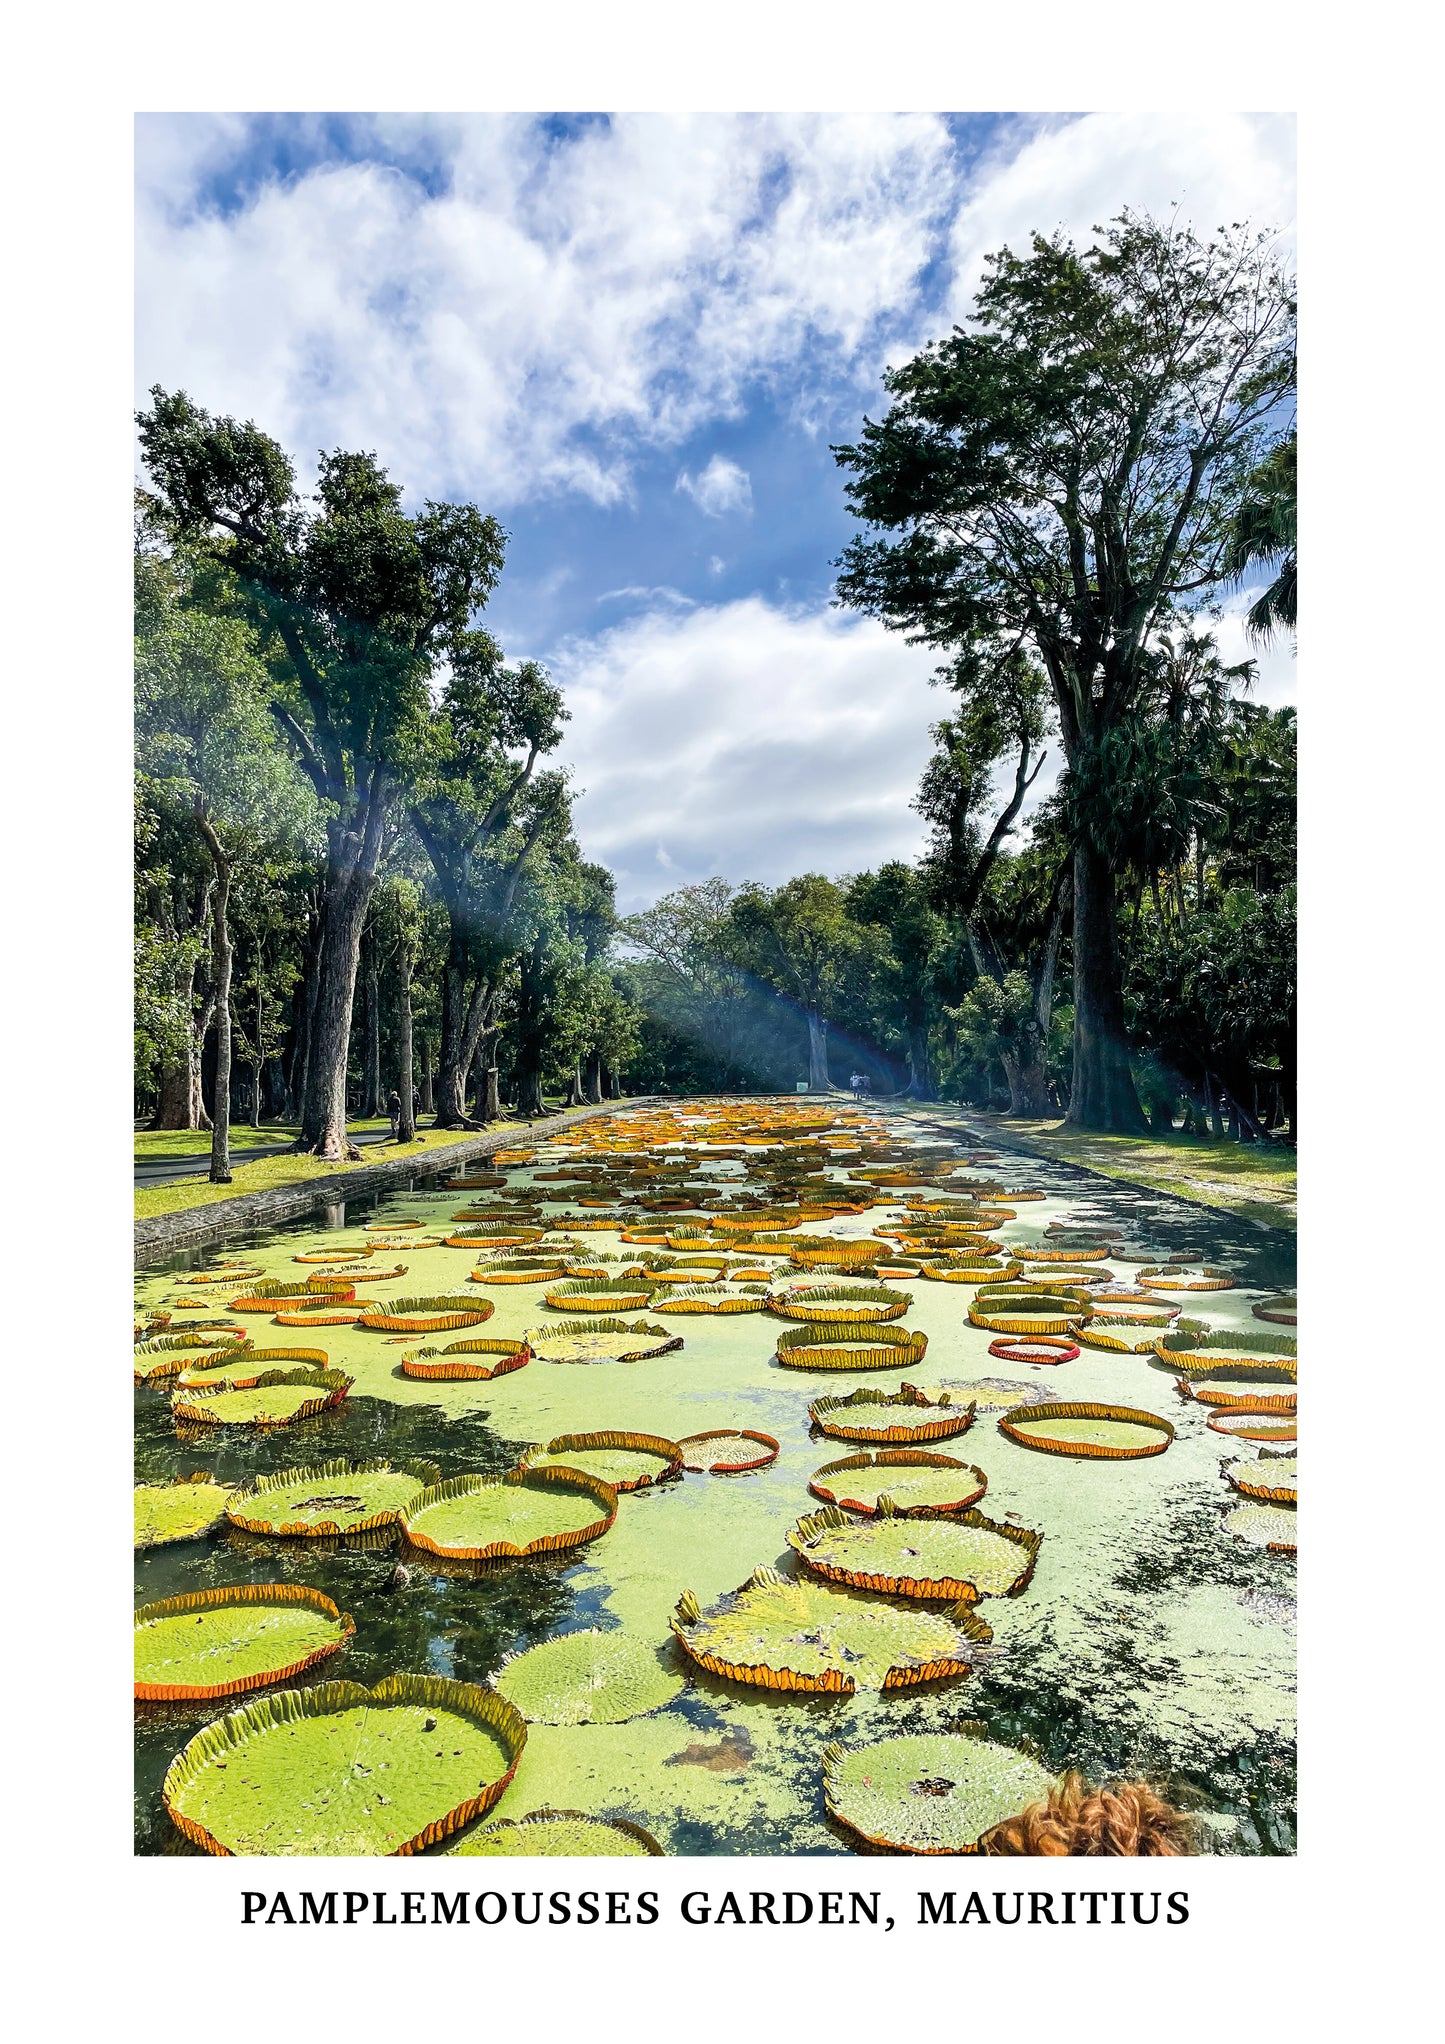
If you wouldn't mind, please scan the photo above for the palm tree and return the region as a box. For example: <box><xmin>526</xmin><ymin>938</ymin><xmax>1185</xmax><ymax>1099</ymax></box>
<box><xmin>1225</xmin><ymin>433</ymin><xmax>1296</xmax><ymax>643</ymax></box>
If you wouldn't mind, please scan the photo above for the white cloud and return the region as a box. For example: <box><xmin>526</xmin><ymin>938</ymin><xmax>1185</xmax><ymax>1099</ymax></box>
<box><xmin>707</xmin><ymin>555</ymin><xmax>726</xmax><ymax>576</ymax></box>
<box><xmin>551</xmin><ymin>596</ymin><xmax>946</xmax><ymax>910</ymax></box>
<box><xmin>675</xmin><ymin>454</ymin><xmax>753</xmax><ymax>517</ymax></box>
<box><xmin>598</xmin><ymin>585</ymin><xmax>695</xmax><ymax>608</ymax></box>
<box><xmin>938</xmin><ymin>112</ymin><xmax>1295</xmax><ymax>334</ymax></box>
<box><xmin>136</xmin><ymin>111</ymin><xmax>958</xmax><ymax>507</ymax></box>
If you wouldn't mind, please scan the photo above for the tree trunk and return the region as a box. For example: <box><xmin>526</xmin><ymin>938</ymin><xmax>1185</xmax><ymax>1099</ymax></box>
<box><xmin>902</xmin><ymin>1023</ymin><xmax>935</xmax><ymax>1100</ymax></box>
<box><xmin>435</xmin><ymin>947</ymin><xmax>491</xmax><ymax>1128</ymax></box>
<box><xmin>564</xmin><ymin>1063</ymin><xmax>585</xmax><ymax>1107</ymax></box>
<box><xmin>195</xmin><ymin>818</ymin><xmax>234</xmax><ymax>1182</ymax></box>
<box><xmin>1065</xmin><ymin>838</ymin><xmax>1147</xmax><ymax>1132</ymax></box>
<box><xmin>805</xmin><ymin>1007</ymin><xmax>832</xmax><ymax>1091</ymax></box>
<box><xmin>516</xmin><ymin>1060</ymin><xmax>546</xmax><ymax>1115</ymax></box>
<box><xmin>418</xmin><ymin>1037</ymin><xmax>435</xmax><ymax>1115</ymax></box>
<box><xmin>299</xmin><ymin>869</ymin><xmax>370</xmax><ymax>1159</ymax></box>
<box><xmin>583</xmin><ymin>1048</ymin><xmax>604</xmax><ymax>1105</ymax></box>
<box><xmin>362</xmin><ymin>929</ymin><xmax>382</xmax><ymax>1119</ymax></box>
<box><xmin>999</xmin><ymin>1050</ymin><xmax>1024</xmax><ymax>1116</ymax></box>
<box><xmin>483</xmin><ymin>1063</ymin><xmax>502</xmax><ymax>1121</ymax></box>
<box><xmin>395</xmin><ymin>947</ymin><xmax>416</xmax><ymax>1143</ymax></box>
<box><xmin>295</xmin><ymin>921</ymin><xmax>322</xmax><ymax>1121</ymax></box>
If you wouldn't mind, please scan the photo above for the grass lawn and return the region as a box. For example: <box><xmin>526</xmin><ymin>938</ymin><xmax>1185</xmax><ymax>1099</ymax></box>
<box><xmin>133</xmin><ymin>1108</ymin><xmax>573</xmax><ymax>1221</ymax></box>
<box><xmin>972</xmin><ymin>1114</ymin><xmax>1296</xmax><ymax>1230</ymax></box>
<box><xmin>134</xmin><ymin>1117</ymin><xmax>401</xmax><ymax>1158</ymax></box>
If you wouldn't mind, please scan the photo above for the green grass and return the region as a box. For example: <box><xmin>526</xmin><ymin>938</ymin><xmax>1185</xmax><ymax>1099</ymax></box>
<box><xmin>971</xmin><ymin>1115</ymin><xmax>1296</xmax><ymax>1230</ymax></box>
<box><xmin>134</xmin><ymin>1118</ymin><xmax>401</xmax><ymax>1157</ymax></box>
<box><xmin>134</xmin><ymin>1122</ymin><xmax>530</xmax><ymax>1222</ymax></box>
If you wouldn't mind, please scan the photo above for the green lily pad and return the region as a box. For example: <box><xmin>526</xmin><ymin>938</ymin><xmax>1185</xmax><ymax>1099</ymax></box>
<box><xmin>226</xmin><ymin>1459</ymin><xmax>441</xmax><ymax>1537</ymax></box>
<box><xmin>135</xmin><ymin>1584</ymin><xmax>353</xmax><ymax>1699</ymax></box>
<box><xmin>402</xmin><ymin>1469</ymin><xmax>616</xmax><ymax>1563</ymax></box>
<box><xmin>170</xmin><ymin>1369</ymin><xmax>353</xmax><ymax>1429</ymax></box>
<box><xmin>809</xmin><ymin>1452</ymin><xmax>988</xmax><ymax>1515</ymax></box>
<box><xmin>162</xmin><ymin>1675</ymin><xmax>525</xmax><ymax>1856</ymax></box>
<box><xmin>823</xmin><ymin>1731</ymin><xmax>1056</xmax><ymax>1853</ymax></box>
<box><xmin>678</xmin><ymin>1429</ymin><xmax>780</xmax><ymax>1473</ymax></box>
<box><xmin>134</xmin><ymin>1477</ymin><xmax>235</xmax><ymax>1549</ymax></box>
<box><xmin>524</xmin><ymin>1318</ymin><xmax>683</xmax><ymax>1363</ymax></box>
<box><xmin>1225</xmin><ymin>1455</ymin><xmax>1297</xmax><ymax>1503</ymax></box>
<box><xmin>1225</xmin><ymin>1500</ymin><xmax>1298</xmax><ymax>1551</ymax></box>
<box><xmin>1207</xmin><ymin>1406</ymin><xmax>1297</xmax><ymax>1442</ymax></box>
<box><xmin>788</xmin><ymin>1505</ymin><xmax>1039</xmax><ymax>1601</ymax></box>
<box><xmin>921</xmin><ymin>1378</ymin><xmax>1052</xmax><ymax>1414</ymax></box>
<box><xmin>493</xmin><ymin>1630</ymin><xmax>685</xmax><ymax>1725</ymax></box>
<box><xmin>521</xmin><ymin>1432</ymin><xmax>682</xmax><ymax>1492</ymax></box>
<box><xmin>445</xmin><ymin>1810</ymin><xmax>664</xmax><ymax>1856</ymax></box>
<box><xmin>999</xmin><ymin>1401</ymin><xmax>1175</xmax><ymax>1460</ymax></box>
<box><xmin>808</xmin><ymin>1386</ymin><xmax>976</xmax><ymax>1444</ymax></box>
<box><xmin>671</xmin><ymin>1566</ymin><xmax>992</xmax><ymax>1694</ymax></box>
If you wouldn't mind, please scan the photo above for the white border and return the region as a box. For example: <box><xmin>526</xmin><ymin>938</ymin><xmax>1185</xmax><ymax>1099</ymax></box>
<box><xmin>4</xmin><ymin>2</ymin><xmax>1436</xmax><ymax>2028</ymax></box>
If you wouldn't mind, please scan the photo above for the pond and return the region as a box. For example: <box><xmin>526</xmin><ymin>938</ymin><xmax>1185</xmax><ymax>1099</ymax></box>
<box><xmin>134</xmin><ymin>1100</ymin><xmax>1296</xmax><ymax>1857</ymax></box>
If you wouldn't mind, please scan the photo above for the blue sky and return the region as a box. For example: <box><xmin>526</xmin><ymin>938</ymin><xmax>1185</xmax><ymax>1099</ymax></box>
<box><xmin>136</xmin><ymin>111</ymin><xmax>1296</xmax><ymax>909</ymax></box>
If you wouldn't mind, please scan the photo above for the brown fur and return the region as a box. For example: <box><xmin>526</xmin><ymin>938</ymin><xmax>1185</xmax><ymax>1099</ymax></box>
<box><xmin>979</xmin><ymin>1771</ymin><xmax>1193</xmax><ymax>1856</ymax></box>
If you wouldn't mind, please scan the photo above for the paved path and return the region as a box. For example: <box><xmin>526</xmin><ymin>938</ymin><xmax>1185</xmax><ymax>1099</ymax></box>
<box><xmin>135</xmin><ymin>1127</ymin><xmax>392</xmax><ymax>1187</ymax></box>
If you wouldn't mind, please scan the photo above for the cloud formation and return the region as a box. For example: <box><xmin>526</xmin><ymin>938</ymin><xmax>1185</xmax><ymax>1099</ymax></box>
<box><xmin>676</xmin><ymin>454</ymin><xmax>753</xmax><ymax>517</ymax></box>
<box><xmin>552</xmin><ymin>596</ymin><xmax>946</xmax><ymax>911</ymax></box>
<box><xmin>136</xmin><ymin>111</ymin><xmax>958</xmax><ymax>507</ymax></box>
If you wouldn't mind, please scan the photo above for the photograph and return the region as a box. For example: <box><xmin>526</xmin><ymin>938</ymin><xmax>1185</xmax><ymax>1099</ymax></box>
<box><xmin>131</xmin><ymin>108</ymin><xmax>1298</xmax><ymax>1865</ymax></box>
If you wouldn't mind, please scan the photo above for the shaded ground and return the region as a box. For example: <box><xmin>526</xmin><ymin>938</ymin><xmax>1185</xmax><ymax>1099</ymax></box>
<box><xmin>967</xmin><ymin>1113</ymin><xmax>1296</xmax><ymax>1231</ymax></box>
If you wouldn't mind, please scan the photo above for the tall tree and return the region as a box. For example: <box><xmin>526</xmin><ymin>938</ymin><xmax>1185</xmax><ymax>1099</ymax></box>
<box><xmin>137</xmin><ymin>389</ymin><xmax>507</xmax><ymax>1158</ymax></box>
<box><xmin>726</xmin><ymin>876</ymin><xmax>875</xmax><ymax>1092</ymax></box>
<box><xmin>135</xmin><ymin>551</ymin><xmax>315</xmax><ymax>1179</ymax></box>
<box><xmin>834</xmin><ymin>211</ymin><xmax>1295</xmax><ymax>1129</ymax></box>
<box><xmin>1224</xmin><ymin>431</ymin><xmax>1297</xmax><ymax>644</ymax></box>
<box><xmin>409</xmin><ymin>655</ymin><xmax>569</xmax><ymax>1127</ymax></box>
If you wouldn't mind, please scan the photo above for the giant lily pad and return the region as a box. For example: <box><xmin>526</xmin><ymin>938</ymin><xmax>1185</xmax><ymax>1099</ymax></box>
<box><xmin>787</xmin><ymin>1504</ymin><xmax>1039</xmax><ymax>1602</ymax></box>
<box><xmin>769</xmin><ymin>1283</ymin><xmax>908</xmax><ymax>1324</ymax></box>
<box><xmin>776</xmin><ymin>1322</ymin><xmax>929</xmax><ymax>1370</ymax></box>
<box><xmin>808</xmin><ymin>1451</ymin><xmax>988</xmax><ymax>1515</ymax></box>
<box><xmin>678</xmin><ymin>1429</ymin><xmax>780</xmax><ymax>1473</ymax></box>
<box><xmin>402</xmin><ymin>1467</ymin><xmax>617</xmax><ymax>1563</ymax></box>
<box><xmin>968</xmin><ymin>1290</ymin><xmax>1090</xmax><ymax>1336</ymax></box>
<box><xmin>359</xmin><ymin>1295</ymin><xmax>494</xmax><ymax>1333</ymax></box>
<box><xmin>543</xmin><ymin>1277</ymin><xmax>655</xmax><ymax>1312</ymax></box>
<box><xmin>400</xmin><ymin>1337</ymin><xmax>531</xmax><ymax>1382</ymax></box>
<box><xmin>1206</xmin><ymin>1404</ymin><xmax>1298</xmax><ymax>1443</ymax></box>
<box><xmin>671</xmin><ymin>1566</ymin><xmax>992</xmax><ymax>1693</ymax></box>
<box><xmin>1224</xmin><ymin>1500</ymin><xmax>1297</xmax><ymax>1552</ymax></box>
<box><xmin>1253</xmin><ymin>1292</ymin><xmax>1298</xmax><ymax>1325</ymax></box>
<box><xmin>650</xmin><ymin>1285</ymin><xmax>765</xmax><ymax>1314</ymax></box>
<box><xmin>524</xmin><ymin>1317</ymin><xmax>683</xmax><ymax>1364</ymax></box>
<box><xmin>521</xmin><ymin>1430</ymin><xmax>683</xmax><ymax>1492</ymax></box>
<box><xmin>1225</xmin><ymin>1455</ymin><xmax>1297</xmax><ymax>1504</ymax></box>
<box><xmin>162</xmin><ymin>1674</ymin><xmax>526</xmax><ymax>1856</ymax></box>
<box><xmin>134</xmin><ymin>1476</ymin><xmax>235</xmax><ymax>1548</ymax></box>
<box><xmin>823</xmin><ymin>1731</ymin><xmax>1056</xmax><ymax>1854</ymax></box>
<box><xmin>171</xmin><ymin>1369</ymin><xmax>353</xmax><ymax>1429</ymax></box>
<box><xmin>809</xmin><ymin>1385</ymin><xmax>975</xmax><ymax>1445</ymax></box>
<box><xmin>1138</xmin><ymin>1263</ymin><xmax>1237</xmax><ymax>1293</ymax></box>
<box><xmin>493</xmin><ymin>1629</ymin><xmax>684</xmax><ymax>1725</ymax></box>
<box><xmin>998</xmin><ymin>1401</ymin><xmax>1175</xmax><ymax>1460</ymax></box>
<box><xmin>175</xmin><ymin>1344</ymin><xmax>329</xmax><ymax>1391</ymax></box>
<box><xmin>226</xmin><ymin>1459</ymin><xmax>441</xmax><ymax>1538</ymax></box>
<box><xmin>917</xmin><ymin>1377</ymin><xmax>1052</xmax><ymax>1415</ymax></box>
<box><xmin>446</xmin><ymin>1810</ymin><xmax>664</xmax><ymax>1856</ymax></box>
<box><xmin>135</xmin><ymin>1584</ymin><xmax>354</xmax><ymax>1700</ymax></box>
